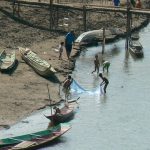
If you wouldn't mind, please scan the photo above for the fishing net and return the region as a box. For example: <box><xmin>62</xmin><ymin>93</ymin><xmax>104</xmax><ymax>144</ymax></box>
<box><xmin>71</xmin><ymin>80</ymin><xmax>102</xmax><ymax>95</ymax></box>
<box><xmin>71</xmin><ymin>80</ymin><xmax>87</xmax><ymax>93</ymax></box>
<box><xmin>59</xmin><ymin>79</ymin><xmax>104</xmax><ymax>100</ymax></box>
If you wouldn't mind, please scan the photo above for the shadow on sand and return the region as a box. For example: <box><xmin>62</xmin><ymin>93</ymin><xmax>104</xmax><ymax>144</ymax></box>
<box><xmin>44</xmin><ymin>75</ymin><xmax>60</xmax><ymax>84</ymax></box>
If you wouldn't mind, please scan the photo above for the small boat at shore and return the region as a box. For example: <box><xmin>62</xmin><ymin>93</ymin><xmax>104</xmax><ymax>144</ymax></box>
<box><xmin>0</xmin><ymin>50</ymin><xmax>16</xmax><ymax>71</ymax></box>
<box><xmin>0</xmin><ymin>123</ymin><xmax>71</xmax><ymax>149</ymax></box>
<box><xmin>131</xmin><ymin>32</ymin><xmax>140</xmax><ymax>40</ymax></box>
<box><xmin>75</xmin><ymin>28</ymin><xmax>122</xmax><ymax>46</ymax></box>
<box><xmin>129</xmin><ymin>40</ymin><xmax>143</xmax><ymax>57</ymax></box>
<box><xmin>19</xmin><ymin>47</ymin><xmax>56</xmax><ymax>77</ymax></box>
<box><xmin>45</xmin><ymin>100</ymin><xmax>79</xmax><ymax>125</ymax></box>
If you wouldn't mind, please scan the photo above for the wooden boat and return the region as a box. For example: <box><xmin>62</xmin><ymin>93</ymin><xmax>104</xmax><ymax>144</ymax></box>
<box><xmin>45</xmin><ymin>100</ymin><xmax>78</xmax><ymax>125</ymax></box>
<box><xmin>131</xmin><ymin>32</ymin><xmax>139</xmax><ymax>40</ymax></box>
<box><xmin>0</xmin><ymin>50</ymin><xmax>16</xmax><ymax>71</ymax></box>
<box><xmin>19</xmin><ymin>47</ymin><xmax>56</xmax><ymax>77</ymax></box>
<box><xmin>129</xmin><ymin>40</ymin><xmax>143</xmax><ymax>57</ymax></box>
<box><xmin>0</xmin><ymin>123</ymin><xmax>71</xmax><ymax>149</ymax></box>
<box><xmin>75</xmin><ymin>28</ymin><xmax>121</xmax><ymax>46</ymax></box>
<box><xmin>9</xmin><ymin>123</ymin><xmax>71</xmax><ymax>150</ymax></box>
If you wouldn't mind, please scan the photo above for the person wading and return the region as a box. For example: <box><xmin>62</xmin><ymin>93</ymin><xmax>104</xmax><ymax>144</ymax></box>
<box><xmin>99</xmin><ymin>73</ymin><xmax>109</xmax><ymax>94</ymax></box>
<box><xmin>92</xmin><ymin>54</ymin><xmax>100</xmax><ymax>74</ymax></box>
<box><xmin>102</xmin><ymin>60</ymin><xmax>110</xmax><ymax>73</ymax></box>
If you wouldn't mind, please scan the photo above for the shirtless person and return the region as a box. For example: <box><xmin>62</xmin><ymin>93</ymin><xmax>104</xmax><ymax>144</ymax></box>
<box><xmin>99</xmin><ymin>73</ymin><xmax>109</xmax><ymax>94</ymax></box>
<box><xmin>92</xmin><ymin>54</ymin><xmax>100</xmax><ymax>74</ymax></box>
<box><xmin>62</xmin><ymin>75</ymin><xmax>73</xmax><ymax>100</ymax></box>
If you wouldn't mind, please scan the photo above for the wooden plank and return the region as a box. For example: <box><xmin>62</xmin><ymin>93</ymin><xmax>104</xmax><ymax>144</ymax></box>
<box><xmin>12</xmin><ymin>141</ymin><xmax>37</xmax><ymax>149</ymax></box>
<box><xmin>8</xmin><ymin>137</ymin><xmax>25</xmax><ymax>142</ymax></box>
<box><xmin>10</xmin><ymin>0</ymin><xmax>150</xmax><ymax>15</ymax></box>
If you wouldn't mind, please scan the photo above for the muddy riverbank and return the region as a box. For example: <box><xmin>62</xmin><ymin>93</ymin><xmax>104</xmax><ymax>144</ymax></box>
<box><xmin>0</xmin><ymin>0</ymin><xmax>149</xmax><ymax>128</ymax></box>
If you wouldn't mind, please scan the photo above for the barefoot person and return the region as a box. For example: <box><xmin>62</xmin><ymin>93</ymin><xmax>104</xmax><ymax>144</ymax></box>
<box><xmin>58</xmin><ymin>42</ymin><xmax>64</xmax><ymax>60</ymax></box>
<box><xmin>62</xmin><ymin>75</ymin><xmax>73</xmax><ymax>101</ymax></box>
<box><xmin>92</xmin><ymin>54</ymin><xmax>100</xmax><ymax>74</ymax></box>
<box><xmin>99</xmin><ymin>73</ymin><xmax>109</xmax><ymax>94</ymax></box>
<box><xmin>102</xmin><ymin>60</ymin><xmax>110</xmax><ymax>72</ymax></box>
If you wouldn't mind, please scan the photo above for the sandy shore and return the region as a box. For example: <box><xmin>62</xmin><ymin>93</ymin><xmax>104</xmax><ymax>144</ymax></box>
<box><xmin>0</xmin><ymin>37</ymin><xmax>78</xmax><ymax>126</ymax></box>
<box><xmin>0</xmin><ymin>0</ymin><xmax>149</xmax><ymax>128</ymax></box>
<box><xmin>0</xmin><ymin>1</ymin><xmax>79</xmax><ymax>127</ymax></box>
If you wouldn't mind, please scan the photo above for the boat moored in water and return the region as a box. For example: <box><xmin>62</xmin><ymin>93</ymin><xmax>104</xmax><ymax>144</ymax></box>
<box><xmin>45</xmin><ymin>100</ymin><xmax>78</xmax><ymax>125</ymax></box>
<box><xmin>0</xmin><ymin>123</ymin><xmax>71</xmax><ymax>149</ymax></box>
<box><xmin>129</xmin><ymin>40</ymin><xmax>143</xmax><ymax>57</ymax></box>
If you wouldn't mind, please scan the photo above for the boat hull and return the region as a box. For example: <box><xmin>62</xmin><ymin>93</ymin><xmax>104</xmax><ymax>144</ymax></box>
<box><xmin>129</xmin><ymin>47</ymin><xmax>143</xmax><ymax>57</ymax></box>
<box><xmin>129</xmin><ymin>40</ymin><xmax>143</xmax><ymax>58</ymax></box>
<box><xmin>0</xmin><ymin>124</ymin><xmax>64</xmax><ymax>148</ymax></box>
<box><xmin>19</xmin><ymin>47</ymin><xmax>56</xmax><ymax>77</ymax></box>
<box><xmin>45</xmin><ymin>101</ymin><xmax>77</xmax><ymax>125</ymax></box>
<box><xmin>9</xmin><ymin>124</ymin><xmax>71</xmax><ymax>150</ymax></box>
<box><xmin>75</xmin><ymin>29</ymin><xmax>117</xmax><ymax>46</ymax></box>
<box><xmin>0</xmin><ymin>50</ymin><xmax>16</xmax><ymax>71</ymax></box>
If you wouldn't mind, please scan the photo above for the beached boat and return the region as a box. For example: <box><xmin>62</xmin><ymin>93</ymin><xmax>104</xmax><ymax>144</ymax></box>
<box><xmin>0</xmin><ymin>123</ymin><xmax>71</xmax><ymax>149</ymax></box>
<box><xmin>129</xmin><ymin>40</ymin><xmax>143</xmax><ymax>57</ymax></box>
<box><xmin>19</xmin><ymin>47</ymin><xmax>56</xmax><ymax>77</ymax></box>
<box><xmin>0</xmin><ymin>50</ymin><xmax>16</xmax><ymax>71</ymax></box>
<box><xmin>45</xmin><ymin>100</ymin><xmax>78</xmax><ymax>125</ymax></box>
<box><xmin>75</xmin><ymin>28</ymin><xmax>121</xmax><ymax>46</ymax></box>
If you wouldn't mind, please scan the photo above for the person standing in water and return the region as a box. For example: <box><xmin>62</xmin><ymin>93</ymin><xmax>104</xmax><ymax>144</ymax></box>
<box><xmin>92</xmin><ymin>54</ymin><xmax>100</xmax><ymax>74</ymax></box>
<box><xmin>102</xmin><ymin>60</ymin><xmax>110</xmax><ymax>73</ymax></box>
<box><xmin>99</xmin><ymin>73</ymin><xmax>109</xmax><ymax>94</ymax></box>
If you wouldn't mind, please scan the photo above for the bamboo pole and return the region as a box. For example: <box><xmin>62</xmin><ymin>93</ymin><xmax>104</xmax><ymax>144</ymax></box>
<box><xmin>17</xmin><ymin>1</ymin><xmax>20</xmax><ymax>17</ymax></box>
<box><xmin>47</xmin><ymin>84</ymin><xmax>52</xmax><ymax>115</ymax></box>
<box><xmin>49</xmin><ymin>0</ymin><xmax>53</xmax><ymax>30</ymax></box>
<box><xmin>102</xmin><ymin>27</ymin><xmax>105</xmax><ymax>54</ymax></box>
<box><xmin>83</xmin><ymin>5</ymin><xmax>87</xmax><ymax>32</ymax></box>
<box><xmin>13</xmin><ymin>0</ymin><xmax>15</xmax><ymax>15</ymax></box>
<box><xmin>126</xmin><ymin>0</ymin><xmax>131</xmax><ymax>50</ymax></box>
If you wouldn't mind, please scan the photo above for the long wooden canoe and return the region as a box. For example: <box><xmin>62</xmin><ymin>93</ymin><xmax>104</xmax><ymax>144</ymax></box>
<box><xmin>19</xmin><ymin>47</ymin><xmax>56</xmax><ymax>77</ymax></box>
<box><xmin>0</xmin><ymin>123</ymin><xmax>70</xmax><ymax>148</ymax></box>
<box><xmin>45</xmin><ymin>100</ymin><xmax>78</xmax><ymax>125</ymax></box>
<box><xmin>8</xmin><ymin>123</ymin><xmax>71</xmax><ymax>150</ymax></box>
<box><xmin>0</xmin><ymin>50</ymin><xmax>16</xmax><ymax>71</ymax></box>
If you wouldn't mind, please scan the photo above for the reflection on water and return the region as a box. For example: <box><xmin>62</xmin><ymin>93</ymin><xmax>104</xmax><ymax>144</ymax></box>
<box><xmin>1</xmin><ymin>24</ymin><xmax>150</xmax><ymax>150</ymax></box>
<box><xmin>100</xmin><ymin>94</ymin><xmax>107</xmax><ymax>104</ymax></box>
<box><xmin>123</xmin><ymin>49</ymin><xmax>130</xmax><ymax>72</ymax></box>
<box><xmin>108</xmin><ymin>44</ymin><xmax>120</xmax><ymax>56</ymax></box>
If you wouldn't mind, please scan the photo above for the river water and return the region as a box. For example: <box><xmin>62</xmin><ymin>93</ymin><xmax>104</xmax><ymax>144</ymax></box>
<box><xmin>1</xmin><ymin>24</ymin><xmax>150</xmax><ymax>150</ymax></box>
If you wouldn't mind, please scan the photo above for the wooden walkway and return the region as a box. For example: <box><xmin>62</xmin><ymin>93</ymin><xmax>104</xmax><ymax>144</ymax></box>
<box><xmin>15</xmin><ymin>0</ymin><xmax>150</xmax><ymax>15</ymax></box>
